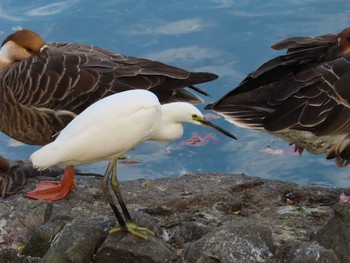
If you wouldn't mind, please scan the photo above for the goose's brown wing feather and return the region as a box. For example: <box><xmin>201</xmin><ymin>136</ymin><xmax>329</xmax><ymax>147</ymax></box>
<box><xmin>0</xmin><ymin>42</ymin><xmax>217</xmax><ymax>145</ymax></box>
<box><xmin>206</xmin><ymin>28</ymin><xmax>349</xmax><ymax>133</ymax></box>
<box><xmin>9</xmin><ymin>43</ymin><xmax>217</xmax><ymax>108</ymax></box>
<box><xmin>208</xmin><ymin>53</ymin><xmax>350</xmax><ymax>136</ymax></box>
<box><xmin>206</xmin><ymin>27</ymin><xmax>350</xmax><ymax>165</ymax></box>
<box><xmin>215</xmin><ymin>34</ymin><xmax>340</xmax><ymax>105</ymax></box>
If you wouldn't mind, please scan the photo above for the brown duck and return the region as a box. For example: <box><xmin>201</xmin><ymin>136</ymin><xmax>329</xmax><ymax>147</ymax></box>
<box><xmin>0</xmin><ymin>29</ymin><xmax>218</xmax><ymax>200</ymax></box>
<box><xmin>206</xmin><ymin>27</ymin><xmax>350</xmax><ymax>167</ymax></box>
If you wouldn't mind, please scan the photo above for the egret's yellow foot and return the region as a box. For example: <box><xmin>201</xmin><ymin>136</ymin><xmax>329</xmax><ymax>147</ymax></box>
<box><xmin>109</xmin><ymin>222</ymin><xmax>155</xmax><ymax>240</ymax></box>
<box><xmin>25</xmin><ymin>165</ymin><xmax>76</xmax><ymax>201</ymax></box>
<box><xmin>17</xmin><ymin>245</ymin><xmax>25</xmax><ymax>251</ymax></box>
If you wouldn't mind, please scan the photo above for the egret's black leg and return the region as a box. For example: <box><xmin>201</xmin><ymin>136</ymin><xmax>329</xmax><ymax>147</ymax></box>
<box><xmin>110</xmin><ymin>160</ymin><xmax>155</xmax><ymax>240</ymax></box>
<box><xmin>101</xmin><ymin>160</ymin><xmax>126</xmax><ymax>229</ymax></box>
<box><xmin>110</xmin><ymin>161</ymin><xmax>132</xmax><ymax>222</ymax></box>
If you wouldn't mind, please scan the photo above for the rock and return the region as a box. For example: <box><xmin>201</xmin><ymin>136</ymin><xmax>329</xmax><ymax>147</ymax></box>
<box><xmin>0</xmin><ymin>247</ymin><xmax>42</xmax><ymax>263</ymax></box>
<box><xmin>15</xmin><ymin>200</ymin><xmax>53</xmax><ymax>228</ymax></box>
<box><xmin>142</xmin><ymin>206</ymin><xmax>173</xmax><ymax>217</ymax></box>
<box><xmin>312</xmin><ymin>202</ymin><xmax>350</xmax><ymax>262</ymax></box>
<box><xmin>184</xmin><ymin>222</ymin><xmax>275</xmax><ymax>263</ymax></box>
<box><xmin>95</xmin><ymin>210</ymin><xmax>175</xmax><ymax>263</ymax></box>
<box><xmin>286</xmin><ymin>241</ymin><xmax>340</xmax><ymax>263</ymax></box>
<box><xmin>169</xmin><ymin>221</ymin><xmax>211</xmax><ymax>248</ymax></box>
<box><xmin>0</xmin><ymin>198</ymin><xmax>53</xmax><ymax>253</ymax></box>
<box><xmin>0</xmin><ymin>173</ymin><xmax>345</xmax><ymax>262</ymax></box>
<box><xmin>40</xmin><ymin>218</ymin><xmax>106</xmax><ymax>263</ymax></box>
<box><xmin>22</xmin><ymin>215</ymin><xmax>73</xmax><ymax>257</ymax></box>
<box><xmin>95</xmin><ymin>232</ymin><xmax>177</xmax><ymax>263</ymax></box>
<box><xmin>125</xmin><ymin>210</ymin><xmax>164</xmax><ymax>238</ymax></box>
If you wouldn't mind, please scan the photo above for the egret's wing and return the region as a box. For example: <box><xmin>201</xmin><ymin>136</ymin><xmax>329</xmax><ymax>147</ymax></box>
<box><xmin>53</xmin><ymin>90</ymin><xmax>158</xmax><ymax>141</ymax></box>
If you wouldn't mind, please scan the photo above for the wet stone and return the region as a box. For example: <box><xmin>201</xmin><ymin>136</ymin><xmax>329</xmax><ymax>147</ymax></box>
<box><xmin>287</xmin><ymin>241</ymin><xmax>340</xmax><ymax>263</ymax></box>
<box><xmin>312</xmin><ymin>202</ymin><xmax>350</xmax><ymax>263</ymax></box>
<box><xmin>95</xmin><ymin>232</ymin><xmax>177</xmax><ymax>263</ymax></box>
<box><xmin>333</xmin><ymin>201</ymin><xmax>350</xmax><ymax>221</ymax></box>
<box><xmin>16</xmin><ymin>200</ymin><xmax>53</xmax><ymax>228</ymax></box>
<box><xmin>95</xmin><ymin>210</ymin><xmax>175</xmax><ymax>262</ymax></box>
<box><xmin>141</xmin><ymin>206</ymin><xmax>173</xmax><ymax>217</ymax></box>
<box><xmin>123</xmin><ymin>210</ymin><xmax>164</xmax><ymax>238</ymax></box>
<box><xmin>40</xmin><ymin>218</ymin><xmax>106</xmax><ymax>263</ymax></box>
<box><xmin>1</xmin><ymin>173</ymin><xmax>346</xmax><ymax>262</ymax></box>
<box><xmin>169</xmin><ymin>221</ymin><xmax>211</xmax><ymax>248</ymax></box>
<box><xmin>22</xmin><ymin>215</ymin><xmax>73</xmax><ymax>258</ymax></box>
<box><xmin>184</xmin><ymin>222</ymin><xmax>275</xmax><ymax>263</ymax></box>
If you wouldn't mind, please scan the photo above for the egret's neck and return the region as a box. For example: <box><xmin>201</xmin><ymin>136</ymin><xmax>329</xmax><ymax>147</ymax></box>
<box><xmin>151</xmin><ymin>122</ymin><xmax>184</xmax><ymax>142</ymax></box>
<box><xmin>150</xmin><ymin>103</ymin><xmax>185</xmax><ymax>141</ymax></box>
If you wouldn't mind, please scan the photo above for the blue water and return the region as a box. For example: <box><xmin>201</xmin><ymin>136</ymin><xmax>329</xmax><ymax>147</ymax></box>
<box><xmin>1</xmin><ymin>0</ymin><xmax>350</xmax><ymax>187</ymax></box>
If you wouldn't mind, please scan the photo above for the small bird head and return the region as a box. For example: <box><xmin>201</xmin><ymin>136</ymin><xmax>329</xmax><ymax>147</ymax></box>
<box><xmin>0</xmin><ymin>29</ymin><xmax>47</xmax><ymax>63</ymax></box>
<box><xmin>164</xmin><ymin>102</ymin><xmax>237</xmax><ymax>140</ymax></box>
<box><xmin>190</xmin><ymin>110</ymin><xmax>237</xmax><ymax>140</ymax></box>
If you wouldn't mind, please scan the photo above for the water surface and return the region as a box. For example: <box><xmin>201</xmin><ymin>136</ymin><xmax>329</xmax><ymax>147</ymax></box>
<box><xmin>1</xmin><ymin>0</ymin><xmax>350</xmax><ymax>187</ymax></box>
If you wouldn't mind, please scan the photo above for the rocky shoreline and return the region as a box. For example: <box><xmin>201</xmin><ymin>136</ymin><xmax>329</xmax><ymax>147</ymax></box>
<box><xmin>0</xmin><ymin>172</ymin><xmax>349</xmax><ymax>263</ymax></box>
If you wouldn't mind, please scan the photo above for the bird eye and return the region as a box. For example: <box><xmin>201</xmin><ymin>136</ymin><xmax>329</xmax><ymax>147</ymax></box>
<box><xmin>192</xmin><ymin>114</ymin><xmax>198</xmax><ymax>119</ymax></box>
<box><xmin>26</xmin><ymin>48</ymin><xmax>34</xmax><ymax>53</ymax></box>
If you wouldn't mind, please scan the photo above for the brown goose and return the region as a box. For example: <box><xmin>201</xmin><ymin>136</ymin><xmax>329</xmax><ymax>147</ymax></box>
<box><xmin>206</xmin><ymin>27</ymin><xmax>350</xmax><ymax>167</ymax></box>
<box><xmin>0</xmin><ymin>29</ymin><xmax>218</xmax><ymax>200</ymax></box>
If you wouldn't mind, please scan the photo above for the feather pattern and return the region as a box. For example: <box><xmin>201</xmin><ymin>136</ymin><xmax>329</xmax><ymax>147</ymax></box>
<box><xmin>0</xmin><ymin>30</ymin><xmax>218</xmax><ymax>145</ymax></box>
<box><xmin>0</xmin><ymin>156</ymin><xmax>64</xmax><ymax>198</ymax></box>
<box><xmin>206</xmin><ymin>27</ymin><xmax>350</xmax><ymax>166</ymax></box>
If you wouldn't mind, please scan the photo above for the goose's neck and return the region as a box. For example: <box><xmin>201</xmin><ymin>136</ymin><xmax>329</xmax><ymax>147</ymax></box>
<box><xmin>0</xmin><ymin>42</ymin><xmax>15</xmax><ymax>69</ymax></box>
<box><xmin>0</xmin><ymin>58</ymin><xmax>13</xmax><ymax>69</ymax></box>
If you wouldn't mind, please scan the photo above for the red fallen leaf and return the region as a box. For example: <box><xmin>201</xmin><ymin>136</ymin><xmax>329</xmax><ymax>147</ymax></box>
<box><xmin>259</xmin><ymin>147</ymin><xmax>296</xmax><ymax>155</ymax></box>
<box><xmin>119</xmin><ymin>160</ymin><xmax>142</xmax><ymax>166</ymax></box>
<box><xmin>180</xmin><ymin>132</ymin><xmax>215</xmax><ymax>147</ymax></box>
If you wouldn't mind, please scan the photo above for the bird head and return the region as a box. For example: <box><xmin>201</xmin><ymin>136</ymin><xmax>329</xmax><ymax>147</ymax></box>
<box><xmin>163</xmin><ymin>102</ymin><xmax>237</xmax><ymax>140</ymax></box>
<box><xmin>190</xmin><ymin>111</ymin><xmax>237</xmax><ymax>140</ymax></box>
<box><xmin>0</xmin><ymin>29</ymin><xmax>47</xmax><ymax>64</ymax></box>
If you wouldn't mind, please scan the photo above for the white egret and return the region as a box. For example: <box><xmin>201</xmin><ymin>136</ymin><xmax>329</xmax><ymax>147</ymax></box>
<box><xmin>29</xmin><ymin>89</ymin><xmax>237</xmax><ymax>239</ymax></box>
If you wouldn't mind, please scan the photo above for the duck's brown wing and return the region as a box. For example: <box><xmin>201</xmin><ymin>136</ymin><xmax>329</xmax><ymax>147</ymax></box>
<box><xmin>0</xmin><ymin>42</ymin><xmax>217</xmax><ymax>145</ymax></box>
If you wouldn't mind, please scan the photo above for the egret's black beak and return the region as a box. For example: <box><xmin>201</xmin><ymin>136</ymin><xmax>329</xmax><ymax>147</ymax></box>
<box><xmin>198</xmin><ymin>119</ymin><xmax>237</xmax><ymax>140</ymax></box>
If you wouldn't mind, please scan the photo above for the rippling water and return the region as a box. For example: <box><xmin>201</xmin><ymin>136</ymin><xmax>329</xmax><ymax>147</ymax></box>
<box><xmin>1</xmin><ymin>0</ymin><xmax>350</xmax><ymax>187</ymax></box>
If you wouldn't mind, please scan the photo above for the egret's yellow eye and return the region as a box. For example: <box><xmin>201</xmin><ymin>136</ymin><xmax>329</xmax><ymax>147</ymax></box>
<box><xmin>192</xmin><ymin>114</ymin><xmax>198</xmax><ymax>119</ymax></box>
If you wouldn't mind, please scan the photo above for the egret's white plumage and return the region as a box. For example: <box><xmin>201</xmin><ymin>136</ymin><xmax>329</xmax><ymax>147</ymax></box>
<box><xmin>31</xmin><ymin>90</ymin><xmax>161</xmax><ymax>168</ymax></box>
<box><xmin>30</xmin><ymin>89</ymin><xmax>211</xmax><ymax>169</ymax></box>
<box><xmin>29</xmin><ymin>89</ymin><xmax>236</xmax><ymax>239</ymax></box>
